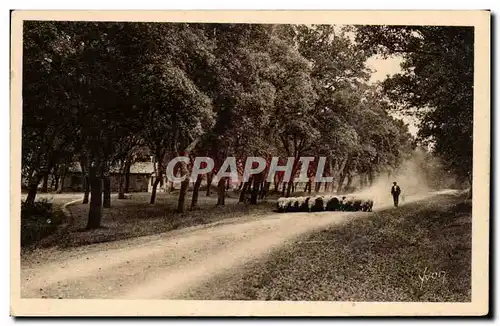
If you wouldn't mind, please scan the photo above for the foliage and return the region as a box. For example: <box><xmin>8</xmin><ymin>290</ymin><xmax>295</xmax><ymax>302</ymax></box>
<box><xmin>355</xmin><ymin>25</ymin><xmax>473</xmax><ymax>183</ymax></box>
<box><xmin>21</xmin><ymin>21</ymin><xmax>423</xmax><ymax>225</ymax></box>
<box><xmin>21</xmin><ymin>198</ymin><xmax>63</xmax><ymax>247</ymax></box>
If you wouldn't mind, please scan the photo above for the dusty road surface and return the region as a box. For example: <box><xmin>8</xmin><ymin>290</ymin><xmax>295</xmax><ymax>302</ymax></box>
<box><xmin>20</xmin><ymin>191</ymin><xmax>459</xmax><ymax>299</ymax></box>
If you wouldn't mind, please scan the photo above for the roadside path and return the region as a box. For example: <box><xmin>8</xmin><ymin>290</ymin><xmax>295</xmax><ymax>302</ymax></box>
<box><xmin>21</xmin><ymin>191</ymin><xmax>458</xmax><ymax>299</ymax></box>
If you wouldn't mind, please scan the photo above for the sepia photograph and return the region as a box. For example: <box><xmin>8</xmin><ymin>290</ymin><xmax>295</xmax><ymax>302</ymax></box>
<box><xmin>10</xmin><ymin>10</ymin><xmax>490</xmax><ymax>316</ymax></box>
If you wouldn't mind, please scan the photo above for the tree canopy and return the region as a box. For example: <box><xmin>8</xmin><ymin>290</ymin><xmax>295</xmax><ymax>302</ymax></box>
<box><xmin>22</xmin><ymin>21</ymin><xmax>430</xmax><ymax>228</ymax></box>
<box><xmin>355</xmin><ymin>25</ymin><xmax>473</xmax><ymax>184</ymax></box>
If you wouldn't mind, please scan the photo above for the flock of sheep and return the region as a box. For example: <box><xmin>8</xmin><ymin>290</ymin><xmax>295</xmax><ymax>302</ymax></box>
<box><xmin>276</xmin><ymin>195</ymin><xmax>374</xmax><ymax>213</ymax></box>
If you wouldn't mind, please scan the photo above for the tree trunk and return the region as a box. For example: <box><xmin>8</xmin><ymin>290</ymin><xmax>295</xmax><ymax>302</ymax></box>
<box><xmin>177</xmin><ymin>178</ymin><xmax>189</xmax><ymax>213</ymax></box>
<box><xmin>337</xmin><ymin>172</ymin><xmax>347</xmax><ymax>194</ymax></box>
<box><xmin>117</xmin><ymin>159</ymin><xmax>127</xmax><ymax>199</ymax></box>
<box><xmin>176</xmin><ymin>158</ymin><xmax>190</xmax><ymax>213</ymax></box>
<box><xmin>41</xmin><ymin>172</ymin><xmax>49</xmax><ymax>193</ymax></box>
<box><xmin>50</xmin><ymin>171</ymin><xmax>56</xmax><ymax>190</ymax></box>
<box><xmin>345</xmin><ymin>174</ymin><xmax>353</xmax><ymax>192</ymax></box>
<box><xmin>25</xmin><ymin>174</ymin><xmax>43</xmax><ymax>205</ymax></box>
<box><xmin>314</xmin><ymin>182</ymin><xmax>321</xmax><ymax>193</ymax></box>
<box><xmin>216</xmin><ymin>178</ymin><xmax>226</xmax><ymax>206</ymax></box>
<box><xmin>286</xmin><ymin>180</ymin><xmax>294</xmax><ymax>197</ymax></box>
<box><xmin>118</xmin><ymin>172</ymin><xmax>126</xmax><ymax>199</ymax></box>
<box><xmin>274</xmin><ymin>174</ymin><xmax>281</xmax><ymax>194</ymax></box>
<box><xmin>54</xmin><ymin>175</ymin><xmax>59</xmax><ymax>192</ymax></box>
<box><xmin>56</xmin><ymin>169</ymin><xmax>66</xmax><ymax>194</ymax></box>
<box><xmin>261</xmin><ymin>181</ymin><xmax>271</xmax><ymax>199</ymax></box>
<box><xmin>82</xmin><ymin>175</ymin><xmax>90</xmax><ymax>204</ymax></box>
<box><xmin>250</xmin><ymin>174</ymin><xmax>263</xmax><ymax>205</ymax></box>
<box><xmin>205</xmin><ymin>173</ymin><xmax>213</xmax><ymax>196</ymax></box>
<box><xmin>124</xmin><ymin>161</ymin><xmax>131</xmax><ymax>193</ymax></box>
<box><xmin>86</xmin><ymin>166</ymin><xmax>102</xmax><ymax>229</ymax></box>
<box><xmin>303</xmin><ymin>180</ymin><xmax>312</xmax><ymax>194</ymax></box>
<box><xmin>239</xmin><ymin>181</ymin><xmax>250</xmax><ymax>203</ymax></box>
<box><xmin>282</xmin><ymin>182</ymin><xmax>287</xmax><ymax>197</ymax></box>
<box><xmin>103</xmin><ymin>176</ymin><xmax>111</xmax><ymax>208</ymax></box>
<box><xmin>191</xmin><ymin>174</ymin><xmax>203</xmax><ymax>209</ymax></box>
<box><xmin>150</xmin><ymin>178</ymin><xmax>161</xmax><ymax>204</ymax></box>
<box><xmin>327</xmin><ymin>159</ymin><xmax>335</xmax><ymax>193</ymax></box>
<box><xmin>285</xmin><ymin>160</ymin><xmax>300</xmax><ymax>197</ymax></box>
<box><xmin>336</xmin><ymin>157</ymin><xmax>350</xmax><ymax>193</ymax></box>
<box><xmin>368</xmin><ymin>168</ymin><xmax>374</xmax><ymax>187</ymax></box>
<box><xmin>80</xmin><ymin>160</ymin><xmax>89</xmax><ymax>203</ymax></box>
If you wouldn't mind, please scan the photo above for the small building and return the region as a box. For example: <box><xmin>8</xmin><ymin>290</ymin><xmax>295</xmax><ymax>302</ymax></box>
<box><xmin>119</xmin><ymin>162</ymin><xmax>154</xmax><ymax>192</ymax></box>
<box><xmin>63</xmin><ymin>161</ymin><xmax>154</xmax><ymax>192</ymax></box>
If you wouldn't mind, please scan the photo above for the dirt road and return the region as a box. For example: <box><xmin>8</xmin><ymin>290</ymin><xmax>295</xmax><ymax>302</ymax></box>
<box><xmin>20</xmin><ymin>191</ymin><xmax>459</xmax><ymax>299</ymax></box>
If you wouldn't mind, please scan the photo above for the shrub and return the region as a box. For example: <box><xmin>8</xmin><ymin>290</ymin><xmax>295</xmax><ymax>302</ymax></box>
<box><xmin>21</xmin><ymin>198</ymin><xmax>63</xmax><ymax>247</ymax></box>
<box><xmin>21</xmin><ymin>198</ymin><xmax>53</xmax><ymax>218</ymax></box>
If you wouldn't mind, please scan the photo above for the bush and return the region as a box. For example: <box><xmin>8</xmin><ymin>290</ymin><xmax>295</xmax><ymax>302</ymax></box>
<box><xmin>21</xmin><ymin>199</ymin><xmax>63</xmax><ymax>247</ymax></box>
<box><xmin>21</xmin><ymin>198</ymin><xmax>53</xmax><ymax>218</ymax></box>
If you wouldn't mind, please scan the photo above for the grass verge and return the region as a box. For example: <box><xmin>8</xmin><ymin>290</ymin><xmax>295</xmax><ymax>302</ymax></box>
<box><xmin>31</xmin><ymin>192</ymin><xmax>275</xmax><ymax>249</ymax></box>
<box><xmin>180</xmin><ymin>194</ymin><xmax>472</xmax><ymax>302</ymax></box>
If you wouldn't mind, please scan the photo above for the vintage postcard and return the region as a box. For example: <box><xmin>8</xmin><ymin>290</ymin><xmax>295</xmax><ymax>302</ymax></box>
<box><xmin>10</xmin><ymin>10</ymin><xmax>490</xmax><ymax>316</ymax></box>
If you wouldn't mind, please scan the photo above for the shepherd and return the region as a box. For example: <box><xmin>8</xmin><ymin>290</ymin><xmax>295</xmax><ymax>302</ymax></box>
<box><xmin>391</xmin><ymin>181</ymin><xmax>401</xmax><ymax>207</ymax></box>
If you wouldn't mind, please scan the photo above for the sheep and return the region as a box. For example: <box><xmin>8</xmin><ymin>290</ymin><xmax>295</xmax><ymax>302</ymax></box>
<box><xmin>341</xmin><ymin>196</ymin><xmax>355</xmax><ymax>211</ymax></box>
<box><xmin>352</xmin><ymin>198</ymin><xmax>363</xmax><ymax>211</ymax></box>
<box><xmin>277</xmin><ymin>197</ymin><xmax>293</xmax><ymax>212</ymax></box>
<box><xmin>286</xmin><ymin>197</ymin><xmax>298</xmax><ymax>212</ymax></box>
<box><xmin>293</xmin><ymin>196</ymin><xmax>308</xmax><ymax>212</ymax></box>
<box><xmin>325</xmin><ymin>196</ymin><xmax>341</xmax><ymax>211</ymax></box>
<box><xmin>299</xmin><ymin>197</ymin><xmax>311</xmax><ymax>212</ymax></box>
<box><xmin>276</xmin><ymin>197</ymin><xmax>287</xmax><ymax>212</ymax></box>
<box><xmin>310</xmin><ymin>196</ymin><xmax>325</xmax><ymax>212</ymax></box>
<box><xmin>278</xmin><ymin>195</ymin><xmax>372</xmax><ymax>213</ymax></box>
<box><xmin>338</xmin><ymin>196</ymin><xmax>346</xmax><ymax>211</ymax></box>
<box><xmin>283</xmin><ymin>198</ymin><xmax>295</xmax><ymax>212</ymax></box>
<box><xmin>322</xmin><ymin>195</ymin><xmax>334</xmax><ymax>210</ymax></box>
<box><xmin>361</xmin><ymin>199</ymin><xmax>374</xmax><ymax>212</ymax></box>
<box><xmin>307</xmin><ymin>196</ymin><xmax>316</xmax><ymax>211</ymax></box>
<box><xmin>275</xmin><ymin>197</ymin><xmax>310</xmax><ymax>213</ymax></box>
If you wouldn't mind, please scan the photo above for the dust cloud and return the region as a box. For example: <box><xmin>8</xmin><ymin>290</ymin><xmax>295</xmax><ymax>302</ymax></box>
<box><xmin>351</xmin><ymin>148</ymin><xmax>460</xmax><ymax>208</ymax></box>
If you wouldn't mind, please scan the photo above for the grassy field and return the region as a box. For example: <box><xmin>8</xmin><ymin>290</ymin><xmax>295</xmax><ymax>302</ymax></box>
<box><xmin>180</xmin><ymin>194</ymin><xmax>472</xmax><ymax>302</ymax></box>
<box><xmin>32</xmin><ymin>191</ymin><xmax>275</xmax><ymax>249</ymax></box>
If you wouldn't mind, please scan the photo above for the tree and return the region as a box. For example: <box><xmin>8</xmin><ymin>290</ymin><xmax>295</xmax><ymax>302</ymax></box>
<box><xmin>22</xmin><ymin>21</ymin><xmax>84</xmax><ymax>205</ymax></box>
<box><xmin>129</xmin><ymin>23</ymin><xmax>216</xmax><ymax>209</ymax></box>
<box><xmin>21</xmin><ymin>21</ymin><xmax>420</xmax><ymax>222</ymax></box>
<box><xmin>54</xmin><ymin>22</ymin><xmax>148</xmax><ymax>228</ymax></box>
<box><xmin>265</xmin><ymin>31</ymin><xmax>319</xmax><ymax>197</ymax></box>
<box><xmin>355</xmin><ymin>25</ymin><xmax>473</xmax><ymax>191</ymax></box>
<box><xmin>190</xmin><ymin>24</ymin><xmax>277</xmax><ymax>205</ymax></box>
<box><xmin>291</xmin><ymin>25</ymin><xmax>373</xmax><ymax>193</ymax></box>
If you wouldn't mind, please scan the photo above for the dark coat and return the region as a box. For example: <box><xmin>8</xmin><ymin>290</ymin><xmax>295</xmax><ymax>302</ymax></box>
<box><xmin>391</xmin><ymin>185</ymin><xmax>401</xmax><ymax>196</ymax></box>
